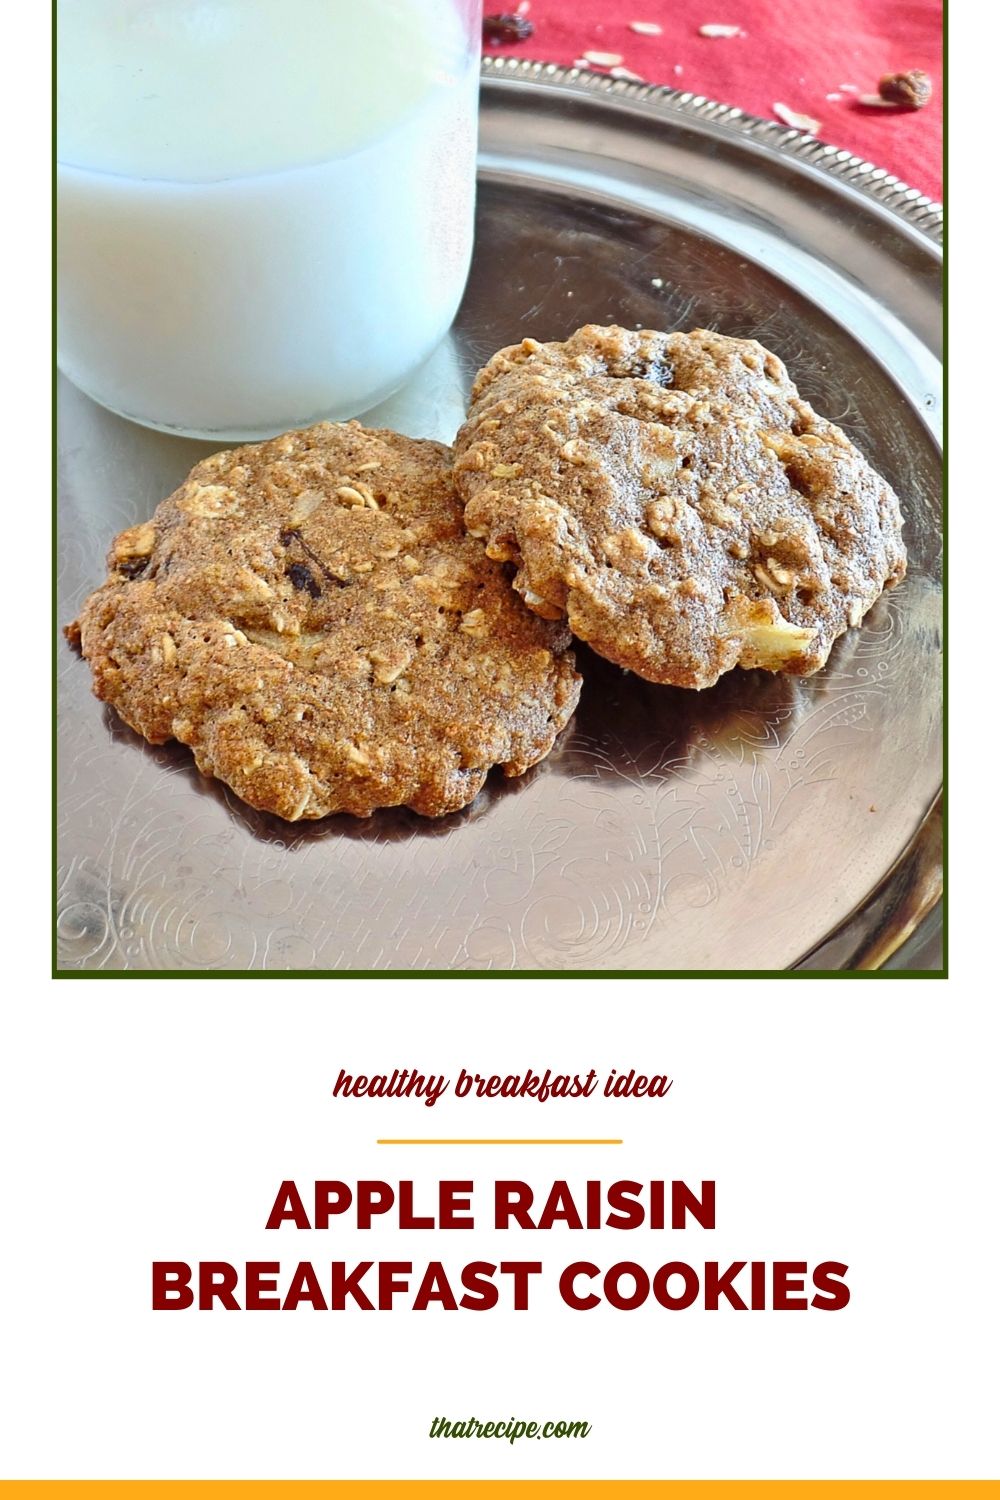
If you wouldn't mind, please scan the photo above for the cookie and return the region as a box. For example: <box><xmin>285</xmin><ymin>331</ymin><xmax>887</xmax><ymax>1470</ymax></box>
<box><xmin>453</xmin><ymin>325</ymin><xmax>906</xmax><ymax>689</ymax></box>
<box><xmin>69</xmin><ymin>422</ymin><xmax>581</xmax><ymax>819</ymax></box>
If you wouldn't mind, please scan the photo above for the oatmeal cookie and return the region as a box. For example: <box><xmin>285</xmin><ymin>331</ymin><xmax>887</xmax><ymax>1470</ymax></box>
<box><xmin>69</xmin><ymin>422</ymin><xmax>581</xmax><ymax>819</ymax></box>
<box><xmin>453</xmin><ymin>325</ymin><xmax>906</xmax><ymax>689</ymax></box>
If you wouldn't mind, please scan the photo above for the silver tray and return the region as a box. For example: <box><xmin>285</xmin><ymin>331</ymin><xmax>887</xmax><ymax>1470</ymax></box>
<box><xmin>56</xmin><ymin>61</ymin><xmax>944</xmax><ymax>973</ymax></box>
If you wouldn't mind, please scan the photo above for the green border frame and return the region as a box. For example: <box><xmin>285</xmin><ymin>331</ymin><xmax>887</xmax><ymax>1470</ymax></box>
<box><xmin>51</xmin><ymin>17</ymin><xmax>947</xmax><ymax>982</ymax></box>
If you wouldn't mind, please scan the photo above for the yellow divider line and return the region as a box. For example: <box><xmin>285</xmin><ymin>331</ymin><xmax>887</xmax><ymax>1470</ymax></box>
<box><xmin>2</xmin><ymin>1483</ymin><xmax>997</xmax><ymax>1495</ymax></box>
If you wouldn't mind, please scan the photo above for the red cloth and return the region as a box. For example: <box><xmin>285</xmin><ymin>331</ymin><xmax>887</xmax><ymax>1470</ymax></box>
<box><xmin>486</xmin><ymin>0</ymin><xmax>942</xmax><ymax>201</ymax></box>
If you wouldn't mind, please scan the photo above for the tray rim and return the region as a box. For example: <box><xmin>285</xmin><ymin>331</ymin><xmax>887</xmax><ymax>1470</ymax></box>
<box><xmin>481</xmin><ymin>57</ymin><xmax>944</xmax><ymax>246</ymax></box>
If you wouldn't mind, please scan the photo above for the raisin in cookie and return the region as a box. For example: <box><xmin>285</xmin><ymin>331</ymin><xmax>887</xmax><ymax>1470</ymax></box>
<box><xmin>69</xmin><ymin>422</ymin><xmax>581</xmax><ymax>819</ymax></box>
<box><xmin>453</xmin><ymin>325</ymin><xmax>906</xmax><ymax>689</ymax></box>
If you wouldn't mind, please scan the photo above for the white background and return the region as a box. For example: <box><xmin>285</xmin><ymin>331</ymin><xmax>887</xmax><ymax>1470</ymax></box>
<box><xmin>1</xmin><ymin>989</ymin><xmax>997</xmax><ymax>1480</ymax></box>
<box><xmin>3</xmin><ymin>0</ymin><xmax>997</xmax><ymax>1485</ymax></box>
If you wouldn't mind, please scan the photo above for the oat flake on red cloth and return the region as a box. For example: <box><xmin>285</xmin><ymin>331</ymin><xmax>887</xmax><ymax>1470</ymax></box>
<box><xmin>486</xmin><ymin>0</ymin><xmax>942</xmax><ymax>201</ymax></box>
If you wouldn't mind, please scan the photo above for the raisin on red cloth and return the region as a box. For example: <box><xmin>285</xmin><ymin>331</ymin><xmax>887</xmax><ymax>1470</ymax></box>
<box><xmin>483</xmin><ymin>14</ymin><xmax>535</xmax><ymax>43</ymax></box>
<box><xmin>482</xmin><ymin>0</ymin><xmax>941</xmax><ymax>200</ymax></box>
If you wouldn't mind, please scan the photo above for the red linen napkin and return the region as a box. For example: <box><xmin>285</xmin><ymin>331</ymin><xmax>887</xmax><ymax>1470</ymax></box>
<box><xmin>485</xmin><ymin>0</ymin><xmax>942</xmax><ymax>201</ymax></box>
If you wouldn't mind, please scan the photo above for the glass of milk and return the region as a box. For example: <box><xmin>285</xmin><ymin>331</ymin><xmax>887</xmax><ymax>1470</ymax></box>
<box><xmin>57</xmin><ymin>0</ymin><xmax>482</xmax><ymax>440</ymax></box>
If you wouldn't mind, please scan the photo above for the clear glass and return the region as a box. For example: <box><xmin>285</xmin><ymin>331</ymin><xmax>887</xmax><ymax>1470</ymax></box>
<box><xmin>56</xmin><ymin>0</ymin><xmax>482</xmax><ymax>440</ymax></box>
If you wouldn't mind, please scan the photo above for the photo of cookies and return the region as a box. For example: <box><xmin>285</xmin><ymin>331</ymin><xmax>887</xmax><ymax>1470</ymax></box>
<box><xmin>56</xmin><ymin>3</ymin><xmax>942</xmax><ymax>974</ymax></box>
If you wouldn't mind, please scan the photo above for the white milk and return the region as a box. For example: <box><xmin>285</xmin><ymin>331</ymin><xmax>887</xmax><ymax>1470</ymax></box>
<box><xmin>57</xmin><ymin>0</ymin><xmax>479</xmax><ymax>438</ymax></box>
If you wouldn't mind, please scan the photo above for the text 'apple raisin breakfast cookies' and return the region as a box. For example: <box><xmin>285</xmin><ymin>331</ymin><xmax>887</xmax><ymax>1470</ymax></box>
<box><xmin>69</xmin><ymin>326</ymin><xmax>905</xmax><ymax>821</ymax></box>
<box><xmin>68</xmin><ymin>423</ymin><xmax>581</xmax><ymax>820</ymax></box>
<box><xmin>453</xmin><ymin>326</ymin><xmax>906</xmax><ymax>689</ymax></box>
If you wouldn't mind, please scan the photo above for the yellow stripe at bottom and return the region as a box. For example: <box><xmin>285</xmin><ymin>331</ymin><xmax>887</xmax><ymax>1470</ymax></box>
<box><xmin>1</xmin><ymin>1484</ymin><xmax>997</xmax><ymax>1495</ymax></box>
